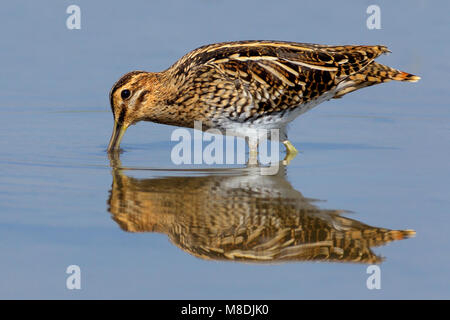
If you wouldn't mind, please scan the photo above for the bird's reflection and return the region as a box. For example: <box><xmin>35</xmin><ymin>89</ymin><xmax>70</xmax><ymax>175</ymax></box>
<box><xmin>107</xmin><ymin>156</ymin><xmax>415</xmax><ymax>264</ymax></box>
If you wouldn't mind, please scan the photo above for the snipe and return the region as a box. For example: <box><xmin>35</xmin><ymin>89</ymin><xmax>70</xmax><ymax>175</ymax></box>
<box><xmin>107</xmin><ymin>40</ymin><xmax>420</xmax><ymax>162</ymax></box>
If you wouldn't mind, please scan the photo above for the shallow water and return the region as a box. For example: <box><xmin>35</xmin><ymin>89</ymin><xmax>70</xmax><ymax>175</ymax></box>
<box><xmin>0</xmin><ymin>1</ymin><xmax>449</xmax><ymax>299</ymax></box>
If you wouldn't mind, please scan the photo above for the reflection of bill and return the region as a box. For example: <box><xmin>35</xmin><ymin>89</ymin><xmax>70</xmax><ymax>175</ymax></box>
<box><xmin>107</xmin><ymin>156</ymin><xmax>415</xmax><ymax>264</ymax></box>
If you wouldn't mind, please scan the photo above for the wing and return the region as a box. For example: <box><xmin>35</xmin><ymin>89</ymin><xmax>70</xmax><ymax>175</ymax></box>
<box><xmin>168</xmin><ymin>41</ymin><xmax>389</xmax><ymax>122</ymax></box>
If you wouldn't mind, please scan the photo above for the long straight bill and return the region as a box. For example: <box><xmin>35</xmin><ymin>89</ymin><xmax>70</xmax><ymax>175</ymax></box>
<box><xmin>107</xmin><ymin>122</ymin><xmax>128</xmax><ymax>152</ymax></box>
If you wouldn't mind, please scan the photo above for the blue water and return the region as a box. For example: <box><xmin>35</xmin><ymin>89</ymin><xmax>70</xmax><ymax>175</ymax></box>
<box><xmin>0</xmin><ymin>0</ymin><xmax>449</xmax><ymax>299</ymax></box>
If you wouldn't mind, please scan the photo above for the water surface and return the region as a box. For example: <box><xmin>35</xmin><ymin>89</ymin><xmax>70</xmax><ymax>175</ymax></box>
<box><xmin>0</xmin><ymin>0</ymin><xmax>449</xmax><ymax>299</ymax></box>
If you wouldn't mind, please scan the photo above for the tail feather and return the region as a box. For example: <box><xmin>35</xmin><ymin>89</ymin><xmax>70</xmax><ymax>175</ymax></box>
<box><xmin>333</xmin><ymin>62</ymin><xmax>420</xmax><ymax>99</ymax></box>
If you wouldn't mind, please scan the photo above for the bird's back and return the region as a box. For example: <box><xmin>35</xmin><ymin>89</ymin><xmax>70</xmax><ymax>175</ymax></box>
<box><xmin>165</xmin><ymin>41</ymin><xmax>419</xmax><ymax>132</ymax></box>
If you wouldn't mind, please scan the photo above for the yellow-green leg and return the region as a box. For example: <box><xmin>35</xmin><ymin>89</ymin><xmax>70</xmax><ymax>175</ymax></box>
<box><xmin>282</xmin><ymin>140</ymin><xmax>298</xmax><ymax>165</ymax></box>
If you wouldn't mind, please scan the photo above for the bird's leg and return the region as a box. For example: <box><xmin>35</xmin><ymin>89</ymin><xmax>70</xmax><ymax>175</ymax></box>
<box><xmin>247</xmin><ymin>136</ymin><xmax>259</xmax><ymax>166</ymax></box>
<box><xmin>282</xmin><ymin>140</ymin><xmax>298</xmax><ymax>165</ymax></box>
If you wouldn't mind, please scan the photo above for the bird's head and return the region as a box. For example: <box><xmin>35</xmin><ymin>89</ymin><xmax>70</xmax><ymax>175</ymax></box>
<box><xmin>107</xmin><ymin>71</ymin><xmax>166</xmax><ymax>152</ymax></box>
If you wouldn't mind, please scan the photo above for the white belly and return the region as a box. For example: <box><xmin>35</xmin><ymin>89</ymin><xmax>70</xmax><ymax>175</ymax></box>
<box><xmin>217</xmin><ymin>89</ymin><xmax>336</xmax><ymax>141</ymax></box>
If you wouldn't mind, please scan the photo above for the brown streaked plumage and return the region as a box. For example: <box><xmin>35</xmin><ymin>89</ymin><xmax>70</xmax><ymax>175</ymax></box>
<box><xmin>107</xmin><ymin>158</ymin><xmax>415</xmax><ymax>264</ymax></box>
<box><xmin>107</xmin><ymin>40</ymin><xmax>420</xmax><ymax>158</ymax></box>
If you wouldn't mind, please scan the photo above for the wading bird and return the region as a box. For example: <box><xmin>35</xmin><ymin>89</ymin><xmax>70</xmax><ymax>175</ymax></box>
<box><xmin>107</xmin><ymin>40</ymin><xmax>419</xmax><ymax>162</ymax></box>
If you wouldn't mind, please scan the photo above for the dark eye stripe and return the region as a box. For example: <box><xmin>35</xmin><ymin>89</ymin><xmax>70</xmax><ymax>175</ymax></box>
<box><xmin>118</xmin><ymin>108</ymin><xmax>126</xmax><ymax>124</ymax></box>
<box><xmin>136</xmin><ymin>90</ymin><xmax>150</xmax><ymax>105</ymax></box>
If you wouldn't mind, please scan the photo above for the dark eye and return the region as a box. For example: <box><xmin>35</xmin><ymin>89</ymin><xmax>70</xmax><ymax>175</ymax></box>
<box><xmin>121</xmin><ymin>89</ymin><xmax>131</xmax><ymax>100</ymax></box>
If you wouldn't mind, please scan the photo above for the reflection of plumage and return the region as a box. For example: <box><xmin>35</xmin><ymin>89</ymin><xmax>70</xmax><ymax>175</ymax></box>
<box><xmin>107</xmin><ymin>163</ymin><xmax>415</xmax><ymax>264</ymax></box>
